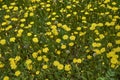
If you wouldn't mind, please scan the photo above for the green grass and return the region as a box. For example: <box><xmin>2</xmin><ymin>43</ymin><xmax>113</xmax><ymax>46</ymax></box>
<box><xmin>0</xmin><ymin>0</ymin><xmax>120</xmax><ymax>80</ymax></box>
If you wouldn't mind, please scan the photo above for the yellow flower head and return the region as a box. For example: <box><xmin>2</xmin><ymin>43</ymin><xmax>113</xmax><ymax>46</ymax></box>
<box><xmin>15</xmin><ymin>70</ymin><xmax>21</xmax><ymax>76</ymax></box>
<box><xmin>65</xmin><ymin>64</ymin><xmax>71</xmax><ymax>71</ymax></box>
<box><xmin>32</xmin><ymin>37</ymin><xmax>39</xmax><ymax>43</ymax></box>
<box><xmin>42</xmin><ymin>65</ymin><xmax>48</xmax><ymax>69</ymax></box>
<box><xmin>3</xmin><ymin>76</ymin><xmax>9</xmax><ymax>80</ymax></box>
<box><xmin>10</xmin><ymin>37</ymin><xmax>16</xmax><ymax>42</ymax></box>
<box><xmin>57</xmin><ymin>64</ymin><xmax>64</xmax><ymax>70</ymax></box>
<box><xmin>0</xmin><ymin>39</ymin><xmax>6</xmax><ymax>45</ymax></box>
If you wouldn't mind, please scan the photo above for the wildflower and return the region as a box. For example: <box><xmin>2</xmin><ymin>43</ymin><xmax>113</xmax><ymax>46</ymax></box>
<box><xmin>62</xmin><ymin>35</ymin><xmax>68</xmax><ymax>40</ymax></box>
<box><xmin>68</xmin><ymin>42</ymin><xmax>74</xmax><ymax>46</ymax></box>
<box><xmin>36</xmin><ymin>71</ymin><xmax>40</xmax><ymax>75</ymax></box>
<box><xmin>77</xmin><ymin>58</ymin><xmax>82</xmax><ymax>63</ymax></box>
<box><xmin>42</xmin><ymin>65</ymin><xmax>48</xmax><ymax>69</ymax></box>
<box><xmin>57</xmin><ymin>64</ymin><xmax>64</xmax><ymax>70</ymax></box>
<box><xmin>117</xmin><ymin>32</ymin><xmax>120</xmax><ymax>37</ymax></box>
<box><xmin>42</xmin><ymin>47</ymin><xmax>49</xmax><ymax>53</ymax></box>
<box><xmin>53</xmin><ymin>61</ymin><xmax>60</xmax><ymax>66</ymax></box>
<box><xmin>4</xmin><ymin>15</ymin><xmax>10</xmax><ymax>19</ymax></box>
<box><xmin>15</xmin><ymin>56</ymin><xmax>21</xmax><ymax>61</ymax></box>
<box><xmin>32</xmin><ymin>37</ymin><xmax>39</xmax><ymax>43</ymax></box>
<box><xmin>73</xmin><ymin>58</ymin><xmax>77</xmax><ymax>63</ymax></box>
<box><xmin>56</xmin><ymin>38</ymin><xmax>61</xmax><ymax>43</ymax></box>
<box><xmin>43</xmin><ymin>57</ymin><xmax>49</xmax><ymax>62</ymax></box>
<box><xmin>92</xmin><ymin>42</ymin><xmax>101</xmax><ymax>47</ymax></box>
<box><xmin>15</xmin><ymin>70</ymin><xmax>21</xmax><ymax>76</ymax></box>
<box><xmin>25</xmin><ymin>59</ymin><xmax>32</xmax><ymax>65</ymax></box>
<box><xmin>37</xmin><ymin>56</ymin><xmax>42</xmax><ymax>61</ymax></box>
<box><xmin>27</xmin><ymin>32</ymin><xmax>32</xmax><ymax>36</ymax></box>
<box><xmin>29</xmin><ymin>12</ymin><xmax>34</xmax><ymax>16</ymax></box>
<box><xmin>99</xmin><ymin>34</ymin><xmax>105</xmax><ymax>39</ymax></box>
<box><xmin>115</xmin><ymin>25</ymin><xmax>120</xmax><ymax>30</ymax></box>
<box><xmin>110</xmin><ymin>58</ymin><xmax>118</xmax><ymax>64</ymax></box>
<box><xmin>3</xmin><ymin>76</ymin><xmax>9</xmax><ymax>80</ymax></box>
<box><xmin>70</xmin><ymin>35</ymin><xmax>76</xmax><ymax>40</ymax></box>
<box><xmin>6</xmin><ymin>25</ymin><xmax>12</xmax><ymax>31</ymax></box>
<box><xmin>65</xmin><ymin>64</ymin><xmax>71</xmax><ymax>71</ymax></box>
<box><xmin>10</xmin><ymin>37</ymin><xmax>16</xmax><ymax>42</ymax></box>
<box><xmin>61</xmin><ymin>44</ymin><xmax>66</xmax><ymax>49</ymax></box>
<box><xmin>76</xmin><ymin>27</ymin><xmax>81</xmax><ymax>31</ymax></box>
<box><xmin>32</xmin><ymin>52</ymin><xmax>38</xmax><ymax>58</ymax></box>
<box><xmin>0</xmin><ymin>39</ymin><xmax>6</xmax><ymax>45</ymax></box>
<box><xmin>107</xmin><ymin>43</ymin><xmax>112</xmax><ymax>47</ymax></box>
<box><xmin>20</xmin><ymin>18</ymin><xmax>26</xmax><ymax>22</ymax></box>
<box><xmin>0</xmin><ymin>62</ymin><xmax>4</xmax><ymax>68</ymax></box>
<box><xmin>56</xmin><ymin>50</ymin><xmax>61</xmax><ymax>55</ymax></box>
<box><xmin>46</xmin><ymin>22</ymin><xmax>51</xmax><ymax>25</ymax></box>
<box><xmin>87</xmin><ymin>55</ymin><xmax>92</xmax><ymax>59</ymax></box>
<box><xmin>100</xmin><ymin>48</ymin><xmax>106</xmax><ymax>53</ymax></box>
<box><xmin>115</xmin><ymin>40</ymin><xmax>120</xmax><ymax>44</ymax></box>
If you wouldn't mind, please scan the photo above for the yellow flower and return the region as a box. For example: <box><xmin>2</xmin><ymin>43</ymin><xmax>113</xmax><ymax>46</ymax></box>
<box><xmin>57</xmin><ymin>64</ymin><xmax>64</xmax><ymax>70</ymax></box>
<box><xmin>110</xmin><ymin>58</ymin><xmax>118</xmax><ymax>64</ymax></box>
<box><xmin>37</xmin><ymin>56</ymin><xmax>42</xmax><ymax>61</ymax></box>
<box><xmin>43</xmin><ymin>47</ymin><xmax>49</xmax><ymax>53</ymax></box>
<box><xmin>13</xmin><ymin>6</ymin><xmax>18</xmax><ymax>11</ymax></box>
<box><xmin>117</xmin><ymin>32</ymin><xmax>120</xmax><ymax>37</ymax></box>
<box><xmin>115</xmin><ymin>25</ymin><xmax>120</xmax><ymax>30</ymax></box>
<box><xmin>20</xmin><ymin>18</ymin><xmax>26</xmax><ymax>22</ymax></box>
<box><xmin>107</xmin><ymin>43</ymin><xmax>112</xmax><ymax>47</ymax></box>
<box><xmin>43</xmin><ymin>57</ymin><xmax>49</xmax><ymax>62</ymax></box>
<box><xmin>53</xmin><ymin>61</ymin><xmax>60</xmax><ymax>66</ymax></box>
<box><xmin>18</xmin><ymin>29</ymin><xmax>23</xmax><ymax>33</ymax></box>
<box><xmin>29</xmin><ymin>12</ymin><xmax>34</xmax><ymax>16</ymax></box>
<box><xmin>27</xmin><ymin>32</ymin><xmax>32</xmax><ymax>36</ymax></box>
<box><xmin>36</xmin><ymin>71</ymin><xmax>40</xmax><ymax>75</ymax></box>
<box><xmin>107</xmin><ymin>51</ymin><xmax>115</xmax><ymax>58</ymax></box>
<box><xmin>56</xmin><ymin>50</ymin><xmax>61</xmax><ymax>55</ymax></box>
<box><xmin>15</xmin><ymin>56</ymin><xmax>21</xmax><ymax>61</ymax></box>
<box><xmin>111</xmin><ymin>64</ymin><xmax>115</xmax><ymax>68</ymax></box>
<box><xmin>27</xmin><ymin>65</ymin><xmax>33</xmax><ymax>70</ymax></box>
<box><xmin>115</xmin><ymin>40</ymin><xmax>120</xmax><ymax>44</ymax></box>
<box><xmin>93</xmin><ymin>49</ymin><xmax>101</xmax><ymax>55</ymax></box>
<box><xmin>46</xmin><ymin>22</ymin><xmax>51</xmax><ymax>25</ymax></box>
<box><xmin>32</xmin><ymin>37</ymin><xmax>39</xmax><ymax>43</ymax></box>
<box><xmin>70</xmin><ymin>35</ymin><xmax>76</xmax><ymax>40</ymax></box>
<box><xmin>5</xmin><ymin>25</ymin><xmax>13</xmax><ymax>31</ymax></box>
<box><xmin>87</xmin><ymin>55</ymin><xmax>92</xmax><ymax>59</ymax></box>
<box><xmin>3</xmin><ymin>76</ymin><xmax>9</xmax><ymax>80</ymax></box>
<box><xmin>99</xmin><ymin>34</ymin><xmax>105</xmax><ymax>39</ymax></box>
<box><xmin>65</xmin><ymin>64</ymin><xmax>71</xmax><ymax>71</ymax></box>
<box><xmin>100</xmin><ymin>47</ymin><xmax>106</xmax><ymax>53</ymax></box>
<box><xmin>15</xmin><ymin>70</ymin><xmax>21</xmax><ymax>76</ymax></box>
<box><xmin>4</xmin><ymin>15</ymin><xmax>10</xmax><ymax>19</ymax></box>
<box><xmin>76</xmin><ymin>27</ymin><xmax>81</xmax><ymax>31</ymax></box>
<box><xmin>10</xmin><ymin>63</ymin><xmax>17</xmax><ymax>69</ymax></box>
<box><xmin>25</xmin><ymin>59</ymin><xmax>32</xmax><ymax>65</ymax></box>
<box><xmin>0</xmin><ymin>39</ymin><xmax>6</xmax><ymax>45</ymax></box>
<box><xmin>0</xmin><ymin>62</ymin><xmax>4</xmax><ymax>68</ymax></box>
<box><xmin>57</xmin><ymin>23</ymin><xmax>62</xmax><ymax>27</ymax></box>
<box><xmin>90</xmin><ymin>23</ymin><xmax>96</xmax><ymax>30</ymax></box>
<box><xmin>61</xmin><ymin>44</ymin><xmax>66</xmax><ymax>49</ymax></box>
<box><xmin>73</xmin><ymin>58</ymin><xmax>77</xmax><ymax>63</ymax></box>
<box><xmin>42</xmin><ymin>65</ymin><xmax>48</xmax><ymax>69</ymax></box>
<box><xmin>66</xmin><ymin>5</ymin><xmax>71</xmax><ymax>9</ymax></box>
<box><xmin>32</xmin><ymin>52</ymin><xmax>38</xmax><ymax>58</ymax></box>
<box><xmin>77</xmin><ymin>58</ymin><xmax>82</xmax><ymax>63</ymax></box>
<box><xmin>10</xmin><ymin>37</ymin><xmax>16</xmax><ymax>42</ymax></box>
<box><xmin>92</xmin><ymin>42</ymin><xmax>101</xmax><ymax>47</ymax></box>
<box><xmin>62</xmin><ymin>35</ymin><xmax>68</xmax><ymax>40</ymax></box>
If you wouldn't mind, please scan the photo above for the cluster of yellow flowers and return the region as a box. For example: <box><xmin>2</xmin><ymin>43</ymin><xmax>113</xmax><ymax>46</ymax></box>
<box><xmin>0</xmin><ymin>0</ymin><xmax>120</xmax><ymax>79</ymax></box>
